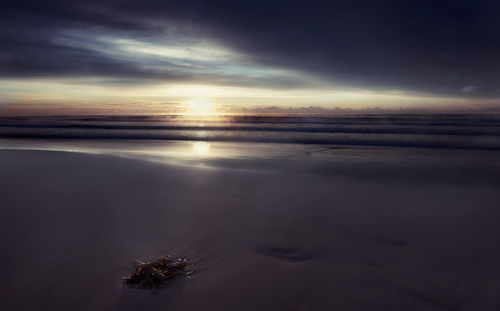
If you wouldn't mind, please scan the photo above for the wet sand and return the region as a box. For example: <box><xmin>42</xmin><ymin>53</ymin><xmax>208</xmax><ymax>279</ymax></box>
<box><xmin>1</xmin><ymin>149</ymin><xmax>500</xmax><ymax>310</ymax></box>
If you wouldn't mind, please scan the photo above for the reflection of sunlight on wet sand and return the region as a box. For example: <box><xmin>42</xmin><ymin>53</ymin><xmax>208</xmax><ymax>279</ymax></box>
<box><xmin>193</xmin><ymin>141</ymin><xmax>210</xmax><ymax>156</ymax></box>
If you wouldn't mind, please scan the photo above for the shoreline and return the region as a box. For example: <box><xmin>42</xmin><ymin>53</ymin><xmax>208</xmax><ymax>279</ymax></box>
<box><xmin>1</xmin><ymin>140</ymin><xmax>500</xmax><ymax>186</ymax></box>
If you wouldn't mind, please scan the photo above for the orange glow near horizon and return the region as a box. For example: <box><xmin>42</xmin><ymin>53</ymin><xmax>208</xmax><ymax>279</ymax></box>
<box><xmin>0</xmin><ymin>79</ymin><xmax>493</xmax><ymax>116</ymax></box>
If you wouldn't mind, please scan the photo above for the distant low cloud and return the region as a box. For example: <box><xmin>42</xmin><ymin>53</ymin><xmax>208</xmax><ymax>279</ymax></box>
<box><xmin>232</xmin><ymin>105</ymin><xmax>500</xmax><ymax>115</ymax></box>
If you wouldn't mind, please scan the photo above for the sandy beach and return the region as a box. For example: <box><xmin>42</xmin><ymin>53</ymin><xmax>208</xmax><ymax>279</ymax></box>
<box><xmin>1</xmin><ymin>146</ymin><xmax>499</xmax><ymax>311</ymax></box>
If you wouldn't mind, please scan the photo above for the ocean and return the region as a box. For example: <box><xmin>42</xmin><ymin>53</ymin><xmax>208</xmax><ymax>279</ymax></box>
<box><xmin>1</xmin><ymin>114</ymin><xmax>500</xmax><ymax>150</ymax></box>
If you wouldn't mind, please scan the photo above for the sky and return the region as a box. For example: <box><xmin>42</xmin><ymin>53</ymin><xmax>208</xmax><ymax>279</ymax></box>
<box><xmin>1</xmin><ymin>0</ymin><xmax>500</xmax><ymax>114</ymax></box>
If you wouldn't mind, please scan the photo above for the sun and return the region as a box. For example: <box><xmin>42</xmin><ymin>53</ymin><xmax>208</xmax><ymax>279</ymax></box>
<box><xmin>185</xmin><ymin>97</ymin><xmax>214</xmax><ymax>115</ymax></box>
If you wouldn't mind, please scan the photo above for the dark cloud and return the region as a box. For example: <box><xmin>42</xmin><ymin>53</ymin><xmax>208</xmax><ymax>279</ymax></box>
<box><xmin>2</xmin><ymin>0</ymin><xmax>500</xmax><ymax>97</ymax></box>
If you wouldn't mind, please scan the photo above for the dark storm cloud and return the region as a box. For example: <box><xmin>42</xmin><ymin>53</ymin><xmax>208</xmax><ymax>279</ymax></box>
<box><xmin>2</xmin><ymin>0</ymin><xmax>500</xmax><ymax>97</ymax></box>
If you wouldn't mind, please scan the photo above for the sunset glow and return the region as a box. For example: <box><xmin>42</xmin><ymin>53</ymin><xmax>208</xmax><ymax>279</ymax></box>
<box><xmin>185</xmin><ymin>98</ymin><xmax>215</xmax><ymax>115</ymax></box>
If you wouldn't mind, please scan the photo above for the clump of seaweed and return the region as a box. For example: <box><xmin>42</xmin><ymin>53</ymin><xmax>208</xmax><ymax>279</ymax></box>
<box><xmin>124</xmin><ymin>256</ymin><xmax>189</xmax><ymax>290</ymax></box>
